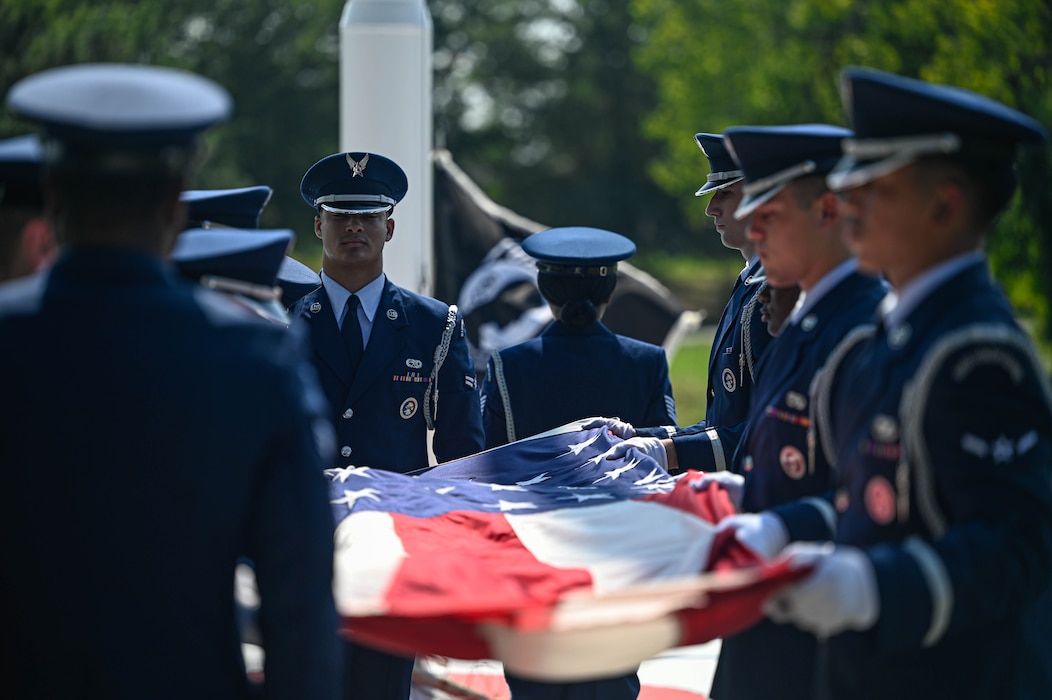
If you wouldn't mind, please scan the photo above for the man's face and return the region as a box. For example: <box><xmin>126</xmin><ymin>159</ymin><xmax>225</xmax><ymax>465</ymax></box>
<box><xmin>759</xmin><ymin>283</ymin><xmax>801</xmax><ymax>336</ymax></box>
<box><xmin>705</xmin><ymin>182</ymin><xmax>750</xmax><ymax>252</ymax></box>
<box><xmin>315</xmin><ymin>208</ymin><xmax>393</xmax><ymax>271</ymax></box>
<box><xmin>746</xmin><ymin>185</ymin><xmax>824</xmax><ymax>289</ymax></box>
<box><xmin>837</xmin><ymin>166</ymin><xmax>924</xmax><ymax>281</ymax></box>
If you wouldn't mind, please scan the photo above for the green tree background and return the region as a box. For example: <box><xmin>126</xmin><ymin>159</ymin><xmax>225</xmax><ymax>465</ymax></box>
<box><xmin>2</xmin><ymin>0</ymin><xmax>1049</xmax><ymax>338</ymax></box>
<box><xmin>633</xmin><ymin>0</ymin><xmax>1052</xmax><ymax>336</ymax></box>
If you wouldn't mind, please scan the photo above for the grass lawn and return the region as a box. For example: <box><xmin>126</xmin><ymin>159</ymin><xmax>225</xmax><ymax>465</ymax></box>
<box><xmin>668</xmin><ymin>326</ymin><xmax>714</xmax><ymax>428</ymax></box>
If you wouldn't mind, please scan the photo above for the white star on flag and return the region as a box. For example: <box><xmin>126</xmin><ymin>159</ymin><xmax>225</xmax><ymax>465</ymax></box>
<box><xmin>594</xmin><ymin>460</ymin><xmax>640</xmax><ymax>484</ymax></box>
<box><xmin>563</xmin><ymin>433</ymin><xmax>601</xmax><ymax>456</ymax></box>
<box><xmin>490</xmin><ymin>483</ymin><xmax>529</xmax><ymax>491</ymax></box>
<box><xmin>634</xmin><ymin>468</ymin><xmax>670</xmax><ymax>486</ymax></box>
<box><xmin>487</xmin><ymin>499</ymin><xmax>539</xmax><ymax>512</ymax></box>
<box><xmin>557</xmin><ymin>492</ymin><xmax>616</xmax><ymax>503</ymax></box>
<box><xmin>331</xmin><ymin>488</ymin><xmax>382</xmax><ymax>508</ymax></box>
<box><xmin>515</xmin><ymin>473</ymin><xmax>551</xmax><ymax>486</ymax></box>
<box><xmin>588</xmin><ymin>443</ymin><xmax>627</xmax><ymax>466</ymax></box>
<box><xmin>326</xmin><ymin>466</ymin><xmax>370</xmax><ymax>483</ymax></box>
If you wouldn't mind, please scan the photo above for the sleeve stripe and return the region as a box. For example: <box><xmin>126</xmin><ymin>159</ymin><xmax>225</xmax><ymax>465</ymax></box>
<box><xmin>903</xmin><ymin>536</ymin><xmax>953</xmax><ymax>647</ymax></box>
<box><xmin>800</xmin><ymin>497</ymin><xmax>837</xmax><ymax>537</ymax></box>
<box><xmin>705</xmin><ymin>428</ymin><xmax>726</xmax><ymax>472</ymax></box>
<box><xmin>665</xmin><ymin>394</ymin><xmax>677</xmax><ymax>425</ymax></box>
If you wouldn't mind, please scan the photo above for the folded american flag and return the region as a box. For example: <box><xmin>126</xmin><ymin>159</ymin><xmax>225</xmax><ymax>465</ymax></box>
<box><xmin>328</xmin><ymin>423</ymin><xmax>804</xmax><ymax>681</ymax></box>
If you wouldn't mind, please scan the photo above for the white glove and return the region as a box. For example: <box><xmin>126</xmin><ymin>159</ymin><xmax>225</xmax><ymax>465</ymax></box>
<box><xmin>716</xmin><ymin>512</ymin><xmax>789</xmax><ymax>560</ymax></box>
<box><xmin>764</xmin><ymin>542</ymin><xmax>880</xmax><ymax>638</ymax></box>
<box><xmin>690</xmin><ymin>471</ymin><xmax>745</xmax><ymax>511</ymax></box>
<box><xmin>607</xmin><ymin>436</ymin><xmax>667</xmax><ymax>470</ymax></box>
<box><xmin>579</xmin><ymin>416</ymin><xmax>636</xmax><ymax>439</ymax></box>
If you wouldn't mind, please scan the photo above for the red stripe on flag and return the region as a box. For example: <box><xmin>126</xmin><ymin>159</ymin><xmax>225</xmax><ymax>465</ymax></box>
<box><xmin>382</xmin><ymin>510</ymin><xmax>594</xmax><ymax>618</ymax></box>
<box><xmin>642</xmin><ymin>473</ymin><xmax>738</xmax><ymax>524</ymax></box>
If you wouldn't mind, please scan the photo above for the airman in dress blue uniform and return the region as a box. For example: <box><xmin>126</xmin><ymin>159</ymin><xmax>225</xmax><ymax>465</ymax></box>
<box><xmin>0</xmin><ymin>63</ymin><xmax>340</xmax><ymax>699</ymax></box>
<box><xmin>740</xmin><ymin>68</ymin><xmax>1052</xmax><ymax>700</ymax></box>
<box><xmin>691</xmin><ymin>132</ymin><xmax>772</xmax><ymax>441</ymax></box>
<box><xmin>482</xmin><ymin>227</ymin><xmax>671</xmax><ymax>698</ymax></box>
<box><xmin>290</xmin><ymin>151</ymin><xmax>485</xmax><ymax>700</ymax></box>
<box><xmin>705</xmin><ymin>124</ymin><xmax>886</xmax><ymax>700</ymax></box>
<box><xmin>482</xmin><ymin>226</ymin><xmax>676</xmax><ymax>450</ymax></box>
<box><xmin>0</xmin><ymin>133</ymin><xmax>56</xmax><ymax>281</ymax></box>
<box><xmin>628</xmin><ymin>133</ymin><xmax>772</xmax><ymax>473</ymax></box>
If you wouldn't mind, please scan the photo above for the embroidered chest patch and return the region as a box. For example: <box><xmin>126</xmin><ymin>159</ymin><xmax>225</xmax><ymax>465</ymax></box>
<box><xmin>721</xmin><ymin>368</ymin><xmax>737</xmax><ymax>393</ymax></box>
<box><xmin>399</xmin><ymin>397</ymin><xmax>419</xmax><ymax>419</ymax></box>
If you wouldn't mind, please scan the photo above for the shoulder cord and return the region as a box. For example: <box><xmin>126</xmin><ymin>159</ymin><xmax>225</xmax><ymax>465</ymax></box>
<box><xmin>739</xmin><ymin>280</ymin><xmax>767</xmax><ymax>384</ymax></box>
<box><xmin>901</xmin><ymin>323</ymin><xmax>1050</xmax><ymax>539</ymax></box>
<box><xmin>811</xmin><ymin>324</ymin><xmax>877</xmax><ymax>471</ymax></box>
<box><xmin>491</xmin><ymin>351</ymin><xmax>517</xmax><ymax>443</ymax></box>
<box><xmin>424</xmin><ymin>304</ymin><xmax>459</xmax><ymax>430</ymax></box>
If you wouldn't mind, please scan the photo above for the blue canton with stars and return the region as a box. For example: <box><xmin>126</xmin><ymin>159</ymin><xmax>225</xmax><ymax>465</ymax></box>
<box><xmin>326</xmin><ymin>426</ymin><xmax>677</xmax><ymax>521</ymax></box>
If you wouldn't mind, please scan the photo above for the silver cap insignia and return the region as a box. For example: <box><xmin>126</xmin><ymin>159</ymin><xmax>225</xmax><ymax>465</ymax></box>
<box><xmin>346</xmin><ymin>153</ymin><xmax>370</xmax><ymax>178</ymax></box>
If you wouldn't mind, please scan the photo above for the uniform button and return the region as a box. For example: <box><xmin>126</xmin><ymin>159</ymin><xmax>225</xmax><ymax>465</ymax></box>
<box><xmin>341</xmin><ymin>446</ymin><xmax>352</xmax><ymax>458</ymax></box>
<box><xmin>342</xmin><ymin>408</ymin><xmax>354</xmax><ymax>419</ymax></box>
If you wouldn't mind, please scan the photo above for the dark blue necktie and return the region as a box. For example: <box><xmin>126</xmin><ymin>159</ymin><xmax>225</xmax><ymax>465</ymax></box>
<box><xmin>342</xmin><ymin>295</ymin><xmax>364</xmax><ymax>375</ymax></box>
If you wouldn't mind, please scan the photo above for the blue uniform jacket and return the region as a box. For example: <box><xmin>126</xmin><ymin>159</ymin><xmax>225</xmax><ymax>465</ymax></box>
<box><xmin>291</xmin><ymin>280</ymin><xmax>485</xmax><ymax>472</ymax></box>
<box><xmin>664</xmin><ymin>258</ymin><xmax>771</xmax><ymax>471</ymax></box>
<box><xmin>710</xmin><ymin>270</ymin><xmax>885</xmax><ymax>700</ymax></box>
<box><xmin>776</xmin><ymin>260</ymin><xmax>1052</xmax><ymax>699</ymax></box>
<box><xmin>481</xmin><ymin>318</ymin><xmax>664</xmax><ymax>698</ymax></box>
<box><xmin>0</xmin><ymin>249</ymin><xmax>340</xmax><ymax>700</ymax></box>
<box><xmin>481</xmin><ymin>320</ymin><xmax>676</xmax><ymax>448</ymax></box>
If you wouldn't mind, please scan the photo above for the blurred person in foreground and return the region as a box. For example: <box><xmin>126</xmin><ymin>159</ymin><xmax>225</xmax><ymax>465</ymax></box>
<box><xmin>0</xmin><ymin>63</ymin><xmax>339</xmax><ymax>699</ymax></box>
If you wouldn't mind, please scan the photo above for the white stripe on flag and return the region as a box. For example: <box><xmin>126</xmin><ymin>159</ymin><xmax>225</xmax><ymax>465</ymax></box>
<box><xmin>507</xmin><ymin>499</ymin><xmax>716</xmax><ymax>595</ymax></box>
<box><xmin>333</xmin><ymin>511</ymin><xmax>405</xmax><ymax>616</ymax></box>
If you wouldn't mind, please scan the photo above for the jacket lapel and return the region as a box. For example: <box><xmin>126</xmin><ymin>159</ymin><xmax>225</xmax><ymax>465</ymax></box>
<box><xmin>298</xmin><ymin>288</ymin><xmax>353</xmax><ymax>388</ymax></box>
<box><xmin>709</xmin><ymin>260</ymin><xmax>763</xmax><ymax>379</ymax></box>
